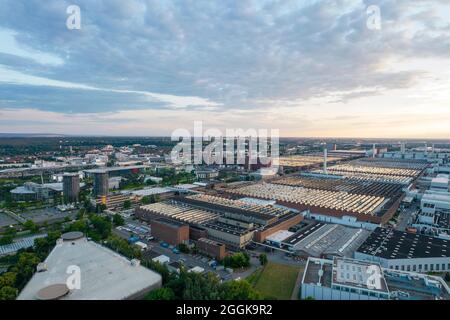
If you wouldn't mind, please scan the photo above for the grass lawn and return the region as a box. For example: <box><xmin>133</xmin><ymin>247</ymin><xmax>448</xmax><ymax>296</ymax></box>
<box><xmin>250</xmin><ymin>262</ymin><xmax>301</xmax><ymax>300</ymax></box>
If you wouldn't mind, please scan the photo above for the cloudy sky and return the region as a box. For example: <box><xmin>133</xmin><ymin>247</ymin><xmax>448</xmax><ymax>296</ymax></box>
<box><xmin>0</xmin><ymin>0</ymin><xmax>450</xmax><ymax>138</ymax></box>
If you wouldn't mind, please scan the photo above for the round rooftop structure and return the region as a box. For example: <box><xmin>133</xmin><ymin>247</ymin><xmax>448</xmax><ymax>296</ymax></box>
<box><xmin>36</xmin><ymin>284</ymin><xmax>69</xmax><ymax>300</ymax></box>
<box><xmin>61</xmin><ymin>231</ymin><xmax>84</xmax><ymax>241</ymax></box>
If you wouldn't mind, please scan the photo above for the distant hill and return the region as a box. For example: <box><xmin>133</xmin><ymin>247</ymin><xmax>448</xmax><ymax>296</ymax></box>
<box><xmin>0</xmin><ymin>133</ymin><xmax>70</xmax><ymax>138</ymax></box>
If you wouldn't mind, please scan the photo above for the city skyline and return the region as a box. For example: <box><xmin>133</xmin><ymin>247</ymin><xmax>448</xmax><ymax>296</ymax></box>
<box><xmin>1</xmin><ymin>0</ymin><xmax>450</xmax><ymax>138</ymax></box>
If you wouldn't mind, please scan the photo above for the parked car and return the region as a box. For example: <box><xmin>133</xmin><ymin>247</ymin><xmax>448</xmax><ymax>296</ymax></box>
<box><xmin>160</xmin><ymin>242</ymin><xmax>169</xmax><ymax>248</ymax></box>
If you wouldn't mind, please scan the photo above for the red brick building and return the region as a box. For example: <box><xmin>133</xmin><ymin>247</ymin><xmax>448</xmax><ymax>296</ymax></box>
<box><xmin>151</xmin><ymin>218</ymin><xmax>189</xmax><ymax>246</ymax></box>
<box><xmin>196</xmin><ymin>238</ymin><xmax>227</xmax><ymax>260</ymax></box>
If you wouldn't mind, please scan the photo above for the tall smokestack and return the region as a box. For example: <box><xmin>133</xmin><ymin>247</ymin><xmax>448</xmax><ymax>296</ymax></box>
<box><xmin>372</xmin><ymin>143</ymin><xmax>376</xmax><ymax>158</ymax></box>
<box><xmin>425</xmin><ymin>142</ymin><xmax>428</xmax><ymax>155</ymax></box>
<box><xmin>324</xmin><ymin>148</ymin><xmax>328</xmax><ymax>174</ymax></box>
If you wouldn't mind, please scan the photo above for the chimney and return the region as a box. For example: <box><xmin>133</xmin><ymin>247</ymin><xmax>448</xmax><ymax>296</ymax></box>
<box><xmin>372</xmin><ymin>144</ymin><xmax>376</xmax><ymax>158</ymax></box>
<box><xmin>324</xmin><ymin>148</ymin><xmax>328</xmax><ymax>174</ymax></box>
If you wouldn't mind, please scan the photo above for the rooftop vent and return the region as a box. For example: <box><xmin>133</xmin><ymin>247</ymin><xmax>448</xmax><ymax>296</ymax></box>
<box><xmin>36</xmin><ymin>263</ymin><xmax>48</xmax><ymax>273</ymax></box>
<box><xmin>131</xmin><ymin>259</ymin><xmax>141</xmax><ymax>267</ymax></box>
<box><xmin>61</xmin><ymin>231</ymin><xmax>84</xmax><ymax>241</ymax></box>
<box><xmin>36</xmin><ymin>284</ymin><xmax>69</xmax><ymax>300</ymax></box>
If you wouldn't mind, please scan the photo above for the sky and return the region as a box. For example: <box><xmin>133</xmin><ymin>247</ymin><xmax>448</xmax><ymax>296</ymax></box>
<box><xmin>0</xmin><ymin>0</ymin><xmax>450</xmax><ymax>138</ymax></box>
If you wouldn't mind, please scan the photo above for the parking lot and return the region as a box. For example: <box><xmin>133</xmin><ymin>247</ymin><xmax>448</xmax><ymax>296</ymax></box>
<box><xmin>113</xmin><ymin>217</ymin><xmax>261</xmax><ymax>281</ymax></box>
<box><xmin>0</xmin><ymin>212</ymin><xmax>17</xmax><ymax>228</ymax></box>
<box><xmin>19</xmin><ymin>207</ymin><xmax>78</xmax><ymax>224</ymax></box>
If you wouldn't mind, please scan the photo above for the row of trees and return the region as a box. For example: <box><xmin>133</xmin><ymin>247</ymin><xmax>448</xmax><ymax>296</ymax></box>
<box><xmin>103</xmin><ymin>234</ymin><xmax>142</xmax><ymax>260</ymax></box>
<box><xmin>222</xmin><ymin>252</ymin><xmax>251</xmax><ymax>269</ymax></box>
<box><xmin>65</xmin><ymin>212</ymin><xmax>113</xmax><ymax>241</ymax></box>
<box><xmin>143</xmin><ymin>261</ymin><xmax>263</xmax><ymax>300</ymax></box>
<box><xmin>0</xmin><ymin>220</ymin><xmax>40</xmax><ymax>245</ymax></box>
<box><xmin>0</xmin><ymin>231</ymin><xmax>61</xmax><ymax>300</ymax></box>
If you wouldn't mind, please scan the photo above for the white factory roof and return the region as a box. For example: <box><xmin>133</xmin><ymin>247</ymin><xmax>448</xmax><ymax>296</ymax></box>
<box><xmin>17</xmin><ymin>236</ymin><xmax>161</xmax><ymax>300</ymax></box>
<box><xmin>422</xmin><ymin>191</ymin><xmax>450</xmax><ymax>203</ymax></box>
<box><xmin>265</xmin><ymin>230</ymin><xmax>294</xmax><ymax>244</ymax></box>
<box><xmin>130</xmin><ymin>187</ymin><xmax>172</xmax><ymax>196</ymax></box>
<box><xmin>239</xmin><ymin>197</ymin><xmax>276</xmax><ymax>206</ymax></box>
<box><xmin>171</xmin><ymin>183</ymin><xmax>199</xmax><ymax>190</ymax></box>
<box><xmin>432</xmin><ymin>175</ymin><xmax>449</xmax><ymax>184</ymax></box>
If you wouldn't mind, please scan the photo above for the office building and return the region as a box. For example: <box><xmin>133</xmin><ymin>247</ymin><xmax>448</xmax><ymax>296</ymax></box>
<box><xmin>62</xmin><ymin>173</ymin><xmax>80</xmax><ymax>203</ymax></box>
<box><xmin>301</xmin><ymin>257</ymin><xmax>450</xmax><ymax>300</ymax></box>
<box><xmin>355</xmin><ymin>227</ymin><xmax>450</xmax><ymax>273</ymax></box>
<box><xmin>92</xmin><ymin>170</ymin><xmax>109</xmax><ymax>197</ymax></box>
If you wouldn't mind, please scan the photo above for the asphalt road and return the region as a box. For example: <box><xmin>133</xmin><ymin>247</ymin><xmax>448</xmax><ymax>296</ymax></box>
<box><xmin>396</xmin><ymin>205</ymin><xmax>419</xmax><ymax>231</ymax></box>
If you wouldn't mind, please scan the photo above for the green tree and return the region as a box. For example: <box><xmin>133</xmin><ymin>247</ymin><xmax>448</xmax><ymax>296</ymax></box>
<box><xmin>219</xmin><ymin>280</ymin><xmax>262</xmax><ymax>300</ymax></box>
<box><xmin>0</xmin><ymin>235</ymin><xmax>13</xmax><ymax>245</ymax></box>
<box><xmin>0</xmin><ymin>272</ymin><xmax>16</xmax><ymax>288</ymax></box>
<box><xmin>96</xmin><ymin>203</ymin><xmax>107</xmax><ymax>213</ymax></box>
<box><xmin>145</xmin><ymin>287</ymin><xmax>175</xmax><ymax>300</ymax></box>
<box><xmin>34</xmin><ymin>231</ymin><xmax>61</xmax><ymax>259</ymax></box>
<box><xmin>9</xmin><ymin>252</ymin><xmax>41</xmax><ymax>289</ymax></box>
<box><xmin>223</xmin><ymin>252</ymin><xmax>250</xmax><ymax>269</ymax></box>
<box><xmin>23</xmin><ymin>220</ymin><xmax>39</xmax><ymax>233</ymax></box>
<box><xmin>445</xmin><ymin>272</ymin><xmax>450</xmax><ymax>282</ymax></box>
<box><xmin>177</xmin><ymin>243</ymin><xmax>190</xmax><ymax>254</ymax></box>
<box><xmin>89</xmin><ymin>215</ymin><xmax>112</xmax><ymax>240</ymax></box>
<box><xmin>112</xmin><ymin>214</ymin><xmax>125</xmax><ymax>227</ymax></box>
<box><xmin>0</xmin><ymin>286</ymin><xmax>17</xmax><ymax>300</ymax></box>
<box><xmin>68</xmin><ymin>219</ymin><xmax>89</xmax><ymax>234</ymax></box>
<box><xmin>182</xmin><ymin>272</ymin><xmax>221</xmax><ymax>300</ymax></box>
<box><xmin>142</xmin><ymin>259</ymin><xmax>171</xmax><ymax>284</ymax></box>
<box><xmin>76</xmin><ymin>208</ymin><xmax>87</xmax><ymax>220</ymax></box>
<box><xmin>123</xmin><ymin>200</ymin><xmax>132</xmax><ymax>210</ymax></box>
<box><xmin>259</xmin><ymin>253</ymin><xmax>268</xmax><ymax>266</ymax></box>
<box><xmin>4</xmin><ymin>226</ymin><xmax>17</xmax><ymax>238</ymax></box>
<box><xmin>104</xmin><ymin>235</ymin><xmax>142</xmax><ymax>260</ymax></box>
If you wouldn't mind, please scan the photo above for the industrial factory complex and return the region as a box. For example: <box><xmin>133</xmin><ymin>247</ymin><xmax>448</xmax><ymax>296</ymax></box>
<box><xmin>4</xmin><ymin>137</ymin><xmax>450</xmax><ymax>302</ymax></box>
<box><xmin>222</xmin><ymin>174</ymin><xmax>406</xmax><ymax>226</ymax></box>
<box><xmin>136</xmin><ymin>194</ymin><xmax>303</xmax><ymax>249</ymax></box>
